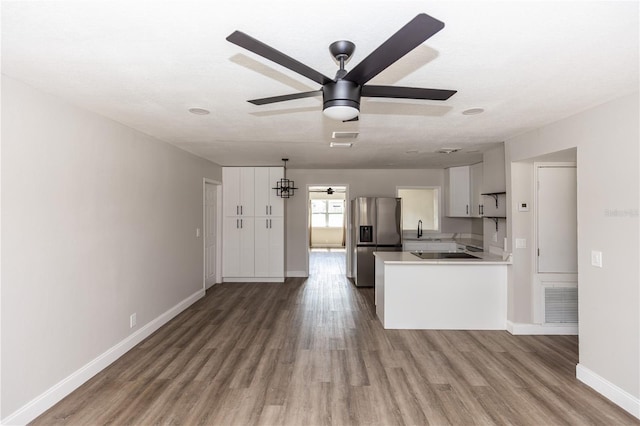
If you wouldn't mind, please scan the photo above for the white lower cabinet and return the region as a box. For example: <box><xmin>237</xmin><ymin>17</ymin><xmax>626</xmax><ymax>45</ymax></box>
<box><xmin>254</xmin><ymin>217</ymin><xmax>284</xmax><ymax>278</ymax></box>
<box><xmin>223</xmin><ymin>217</ymin><xmax>255</xmax><ymax>278</ymax></box>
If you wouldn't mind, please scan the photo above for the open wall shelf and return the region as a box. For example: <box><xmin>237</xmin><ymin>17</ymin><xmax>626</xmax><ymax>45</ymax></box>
<box><xmin>483</xmin><ymin>216</ymin><xmax>506</xmax><ymax>231</ymax></box>
<box><xmin>481</xmin><ymin>191</ymin><xmax>506</xmax><ymax>208</ymax></box>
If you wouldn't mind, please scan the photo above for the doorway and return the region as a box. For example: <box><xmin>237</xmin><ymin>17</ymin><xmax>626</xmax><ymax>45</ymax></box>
<box><xmin>307</xmin><ymin>185</ymin><xmax>347</xmax><ymax>276</ymax></box>
<box><xmin>534</xmin><ymin>163</ymin><xmax>578</xmax><ymax>326</ymax></box>
<box><xmin>204</xmin><ymin>179</ymin><xmax>222</xmax><ymax>289</ymax></box>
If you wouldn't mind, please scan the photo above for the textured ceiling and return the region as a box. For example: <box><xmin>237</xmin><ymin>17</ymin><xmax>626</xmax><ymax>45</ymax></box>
<box><xmin>2</xmin><ymin>1</ymin><xmax>638</xmax><ymax>168</ymax></box>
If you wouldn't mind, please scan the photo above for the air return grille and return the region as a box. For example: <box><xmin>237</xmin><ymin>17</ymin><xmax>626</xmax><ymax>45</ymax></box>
<box><xmin>332</xmin><ymin>131</ymin><xmax>359</xmax><ymax>139</ymax></box>
<box><xmin>544</xmin><ymin>287</ymin><xmax>578</xmax><ymax>324</ymax></box>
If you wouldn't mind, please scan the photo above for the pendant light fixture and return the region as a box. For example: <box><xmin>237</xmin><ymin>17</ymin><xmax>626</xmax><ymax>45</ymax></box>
<box><xmin>273</xmin><ymin>158</ymin><xmax>298</xmax><ymax>198</ymax></box>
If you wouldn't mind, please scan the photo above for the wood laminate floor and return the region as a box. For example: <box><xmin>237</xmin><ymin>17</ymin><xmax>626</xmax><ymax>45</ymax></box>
<box><xmin>34</xmin><ymin>251</ymin><xmax>638</xmax><ymax>425</ymax></box>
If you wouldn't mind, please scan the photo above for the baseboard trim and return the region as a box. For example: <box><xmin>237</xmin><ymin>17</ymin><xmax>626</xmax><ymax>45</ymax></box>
<box><xmin>223</xmin><ymin>277</ymin><xmax>284</xmax><ymax>283</ymax></box>
<box><xmin>286</xmin><ymin>270</ymin><xmax>308</xmax><ymax>278</ymax></box>
<box><xmin>506</xmin><ymin>320</ymin><xmax>578</xmax><ymax>335</ymax></box>
<box><xmin>576</xmin><ymin>364</ymin><xmax>640</xmax><ymax>419</ymax></box>
<box><xmin>1</xmin><ymin>289</ymin><xmax>205</xmax><ymax>426</ymax></box>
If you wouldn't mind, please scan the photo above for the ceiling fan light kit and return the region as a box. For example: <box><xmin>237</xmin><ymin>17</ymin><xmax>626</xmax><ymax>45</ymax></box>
<box><xmin>227</xmin><ymin>13</ymin><xmax>457</xmax><ymax>121</ymax></box>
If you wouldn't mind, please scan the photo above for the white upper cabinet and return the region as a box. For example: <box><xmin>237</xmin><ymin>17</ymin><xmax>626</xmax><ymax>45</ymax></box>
<box><xmin>223</xmin><ymin>167</ymin><xmax>255</xmax><ymax>217</ymax></box>
<box><xmin>470</xmin><ymin>163</ymin><xmax>484</xmax><ymax>218</ymax></box>
<box><xmin>446</xmin><ymin>166</ymin><xmax>471</xmax><ymax>217</ymax></box>
<box><xmin>254</xmin><ymin>167</ymin><xmax>284</xmax><ymax>217</ymax></box>
<box><xmin>446</xmin><ymin>164</ymin><xmax>485</xmax><ymax>218</ymax></box>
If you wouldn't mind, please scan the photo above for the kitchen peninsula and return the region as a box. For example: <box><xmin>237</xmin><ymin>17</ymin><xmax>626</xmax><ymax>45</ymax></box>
<box><xmin>374</xmin><ymin>251</ymin><xmax>510</xmax><ymax>330</ymax></box>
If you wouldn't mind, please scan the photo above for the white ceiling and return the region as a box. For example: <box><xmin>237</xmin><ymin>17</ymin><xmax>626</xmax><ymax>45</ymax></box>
<box><xmin>2</xmin><ymin>1</ymin><xmax>638</xmax><ymax>169</ymax></box>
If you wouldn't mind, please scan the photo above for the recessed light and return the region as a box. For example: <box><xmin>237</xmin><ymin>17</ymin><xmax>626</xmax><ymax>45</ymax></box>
<box><xmin>330</xmin><ymin>142</ymin><xmax>353</xmax><ymax>148</ymax></box>
<box><xmin>405</xmin><ymin>150</ymin><xmax>419</xmax><ymax>154</ymax></box>
<box><xmin>462</xmin><ymin>108</ymin><xmax>484</xmax><ymax>115</ymax></box>
<box><xmin>188</xmin><ymin>107</ymin><xmax>210</xmax><ymax>115</ymax></box>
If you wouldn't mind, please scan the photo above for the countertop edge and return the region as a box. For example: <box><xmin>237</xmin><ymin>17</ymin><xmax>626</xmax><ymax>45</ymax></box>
<box><xmin>373</xmin><ymin>251</ymin><xmax>511</xmax><ymax>265</ymax></box>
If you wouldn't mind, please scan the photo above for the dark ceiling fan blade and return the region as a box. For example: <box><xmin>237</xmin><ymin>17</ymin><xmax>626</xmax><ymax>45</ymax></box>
<box><xmin>344</xmin><ymin>14</ymin><xmax>445</xmax><ymax>86</ymax></box>
<box><xmin>248</xmin><ymin>90</ymin><xmax>322</xmax><ymax>105</ymax></box>
<box><xmin>227</xmin><ymin>31</ymin><xmax>334</xmax><ymax>86</ymax></box>
<box><xmin>361</xmin><ymin>85</ymin><xmax>456</xmax><ymax>100</ymax></box>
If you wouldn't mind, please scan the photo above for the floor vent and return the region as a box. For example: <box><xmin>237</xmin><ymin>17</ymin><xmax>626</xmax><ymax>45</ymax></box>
<box><xmin>545</xmin><ymin>287</ymin><xmax>578</xmax><ymax>323</ymax></box>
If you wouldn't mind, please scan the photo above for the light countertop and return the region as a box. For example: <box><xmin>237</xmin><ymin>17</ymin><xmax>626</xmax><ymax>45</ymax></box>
<box><xmin>374</xmin><ymin>251</ymin><xmax>510</xmax><ymax>265</ymax></box>
<box><xmin>402</xmin><ymin>236</ymin><xmax>484</xmax><ymax>250</ymax></box>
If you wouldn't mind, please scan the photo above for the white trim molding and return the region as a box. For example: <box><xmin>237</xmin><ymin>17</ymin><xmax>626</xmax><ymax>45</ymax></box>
<box><xmin>507</xmin><ymin>320</ymin><xmax>578</xmax><ymax>335</ymax></box>
<box><xmin>576</xmin><ymin>364</ymin><xmax>640</xmax><ymax>419</ymax></box>
<box><xmin>286</xmin><ymin>270</ymin><xmax>308</xmax><ymax>278</ymax></box>
<box><xmin>223</xmin><ymin>277</ymin><xmax>284</xmax><ymax>283</ymax></box>
<box><xmin>1</xmin><ymin>290</ymin><xmax>205</xmax><ymax>426</ymax></box>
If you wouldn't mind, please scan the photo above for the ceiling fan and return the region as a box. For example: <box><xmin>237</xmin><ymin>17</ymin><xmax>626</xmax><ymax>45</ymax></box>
<box><xmin>309</xmin><ymin>187</ymin><xmax>346</xmax><ymax>195</ymax></box>
<box><xmin>226</xmin><ymin>13</ymin><xmax>456</xmax><ymax>122</ymax></box>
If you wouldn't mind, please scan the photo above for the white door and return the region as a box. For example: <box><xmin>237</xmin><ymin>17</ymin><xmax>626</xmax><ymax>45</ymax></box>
<box><xmin>537</xmin><ymin>166</ymin><xmax>577</xmax><ymax>273</ymax></box>
<box><xmin>205</xmin><ymin>183</ymin><xmax>217</xmax><ymax>288</ymax></box>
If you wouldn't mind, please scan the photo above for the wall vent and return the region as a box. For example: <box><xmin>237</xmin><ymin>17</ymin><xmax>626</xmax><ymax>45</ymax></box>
<box><xmin>332</xmin><ymin>131</ymin><xmax>359</xmax><ymax>139</ymax></box>
<box><xmin>544</xmin><ymin>287</ymin><xmax>578</xmax><ymax>323</ymax></box>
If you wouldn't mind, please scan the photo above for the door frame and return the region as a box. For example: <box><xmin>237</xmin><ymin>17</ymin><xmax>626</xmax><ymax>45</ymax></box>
<box><xmin>532</xmin><ymin>162</ymin><xmax>578</xmax><ymax>324</ymax></box>
<box><xmin>203</xmin><ymin>178</ymin><xmax>222</xmax><ymax>289</ymax></box>
<box><xmin>305</xmin><ymin>184</ymin><xmax>350</xmax><ymax>277</ymax></box>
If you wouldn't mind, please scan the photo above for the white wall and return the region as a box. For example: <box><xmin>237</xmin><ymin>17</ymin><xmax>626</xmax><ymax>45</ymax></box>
<box><xmin>285</xmin><ymin>169</ymin><xmax>476</xmax><ymax>275</ymax></box>
<box><xmin>506</xmin><ymin>93</ymin><xmax>639</xmax><ymax>407</ymax></box>
<box><xmin>1</xmin><ymin>76</ymin><xmax>222</xmax><ymax>419</ymax></box>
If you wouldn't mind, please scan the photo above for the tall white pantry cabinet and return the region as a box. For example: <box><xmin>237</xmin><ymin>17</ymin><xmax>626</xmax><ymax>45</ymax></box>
<box><xmin>222</xmin><ymin>167</ymin><xmax>285</xmax><ymax>282</ymax></box>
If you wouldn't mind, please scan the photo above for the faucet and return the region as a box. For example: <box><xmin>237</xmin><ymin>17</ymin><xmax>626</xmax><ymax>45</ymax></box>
<box><xmin>417</xmin><ymin>220</ymin><xmax>423</xmax><ymax>238</ymax></box>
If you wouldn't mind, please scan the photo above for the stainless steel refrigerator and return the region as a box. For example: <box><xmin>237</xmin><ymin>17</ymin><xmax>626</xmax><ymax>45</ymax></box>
<box><xmin>351</xmin><ymin>197</ymin><xmax>402</xmax><ymax>287</ymax></box>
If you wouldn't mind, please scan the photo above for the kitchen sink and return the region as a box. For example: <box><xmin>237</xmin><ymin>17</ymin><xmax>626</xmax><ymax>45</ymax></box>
<box><xmin>411</xmin><ymin>251</ymin><xmax>480</xmax><ymax>260</ymax></box>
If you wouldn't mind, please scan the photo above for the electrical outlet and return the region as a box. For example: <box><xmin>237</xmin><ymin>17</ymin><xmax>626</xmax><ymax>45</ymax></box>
<box><xmin>591</xmin><ymin>250</ymin><xmax>603</xmax><ymax>268</ymax></box>
<box><xmin>130</xmin><ymin>313</ymin><xmax>137</xmax><ymax>328</ymax></box>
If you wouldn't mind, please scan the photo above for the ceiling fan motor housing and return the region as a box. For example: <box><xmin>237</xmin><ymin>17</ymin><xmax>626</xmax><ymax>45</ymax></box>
<box><xmin>322</xmin><ymin>79</ymin><xmax>361</xmax><ymax>111</ymax></box>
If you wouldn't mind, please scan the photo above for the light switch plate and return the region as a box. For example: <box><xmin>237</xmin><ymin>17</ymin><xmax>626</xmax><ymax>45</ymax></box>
<box><xmin>518</xmin><ymin>202</ymin><xmax>529</xmax><ymax>212</ymax></box>
<box><xmin>591</xmin><ymin>250</ymin><xmax>603</xmax><ymax>268</ymax></box>
<box><xmin>515</xmin><ymin>238</ymin><xmax>527</xmax><ymax>249</ymax></box>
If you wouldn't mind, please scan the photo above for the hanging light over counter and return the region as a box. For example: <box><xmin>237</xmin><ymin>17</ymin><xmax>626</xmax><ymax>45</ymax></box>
<box><xmin>273</xmin><ymin>158</ymin><xmax>298</xmax><ymax>198</ymax></box>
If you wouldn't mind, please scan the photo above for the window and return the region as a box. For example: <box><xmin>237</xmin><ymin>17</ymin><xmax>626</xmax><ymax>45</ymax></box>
<box><xmin>397</xmin><ymin>187</ymin><xmax>440</xmax><ymax>232</ymax></box>
<box><xmin>311</xmin><ymin>199</ymin><xmax>345</xmax><ymax>227</ymax></box>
